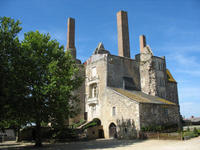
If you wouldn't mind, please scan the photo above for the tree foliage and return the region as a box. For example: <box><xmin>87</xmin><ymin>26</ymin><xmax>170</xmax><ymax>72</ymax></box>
<box><xmin>0</xmin><ymin>17</ymin><xmax>28</xmax><ymax>130</ymax></box>
<box><xmin>0</xmin><ymin>17</ymin><xmax>83</xmax><ymax>146</ymax></box>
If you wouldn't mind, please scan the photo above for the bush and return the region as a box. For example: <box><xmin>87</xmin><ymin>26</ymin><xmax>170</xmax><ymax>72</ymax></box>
<box><xmin>141</xmin><ymin>124</ymin><xmax>178</xmax><ymax>132</ymax></box>
<box><xmin>183</xmin><ymin>131</ymin><xmax>198</xmax><ymax>140</ymax></box>
<box><xmin>198</xmin><ymin>129</ymin><xmax>200</xmax><ymax>134</ymax></box>
<box><xmin>193</xmin><ymin>127</ymin><xmax>198</xmax><ymax>135</ymax></box>
<box><xmin>71</xmin><ymin>119</ymin><xmax>86</xmax><ymax>128</ymax></box>
<box><xmin>52</xmin><ymin>128</ymin><xmax>79</xmax><ymax>140</ymax></box>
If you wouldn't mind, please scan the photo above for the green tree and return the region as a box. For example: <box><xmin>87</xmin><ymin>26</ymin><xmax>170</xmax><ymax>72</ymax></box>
<box><xmin>21</xmin><ymin>31</ymin><xmax>83</xmax><ymax>146</ymax></box>
<box><xmin>0</xmin><ymin>17</ymin><xmax>83</xmax><ymax>146</ymax></box>
<box><xmin>0</xmin><ymin>17</ymin><xmax>30</xmax><ymax>138</ymax></box>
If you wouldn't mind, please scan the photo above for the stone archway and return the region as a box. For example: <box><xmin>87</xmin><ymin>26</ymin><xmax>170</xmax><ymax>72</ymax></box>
<box><xmin>109</xmin><ymin>123</ymin><xmax>117</xmax><ymax>138</ymax></box>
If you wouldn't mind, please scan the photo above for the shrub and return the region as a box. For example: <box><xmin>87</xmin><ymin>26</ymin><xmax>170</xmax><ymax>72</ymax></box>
<box><xmin>183</xmin><ymin>131</ymin><xmax>198</xmax><ymax>140</ymax></box>
<box><xmin>141</xmin><ymin>124</ymin><xmax>178</xmax><ymax>132</ymax></box>
<box><xmin>198</xmin><ymin>129</ymin><xmax>200</xmax><ymax>134</ymax></box>
<box><xmin>193</xmin><ymin>127</ymin><xmax>198</xmax><ymax>135</ymax></box>
<box><xmin>72</xmin><ymin>119</ymin><xmax>86</xmax><ymax>128</ymax></box>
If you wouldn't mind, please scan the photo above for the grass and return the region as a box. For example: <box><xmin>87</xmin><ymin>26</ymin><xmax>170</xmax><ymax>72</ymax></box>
<box><xmin>182</xmin><ymin>127</ymin><xmax>200</xmax><ymax>140</ymax></box>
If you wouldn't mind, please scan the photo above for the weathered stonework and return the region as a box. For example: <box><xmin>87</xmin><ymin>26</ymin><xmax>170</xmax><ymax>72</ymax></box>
<box><xmin>66</xmin><ymin>10</ymin><xmax>181</xmax><ymax>139</ymax></box>
<box><xmin>140</xmin><ymin>46</ymin><xmax>158</xmax><ymax>96</ymax></box>
<box><xmin>139</xmin><ymin>104</ymin><xmax>180</xmax><ymax>128</ymax></box>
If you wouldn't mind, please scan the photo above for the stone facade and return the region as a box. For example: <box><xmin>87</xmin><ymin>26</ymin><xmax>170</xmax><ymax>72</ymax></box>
<box><xmin>66</xmin><ymin>10</ymin><xmax>181</xmax><ymax>139</ymax></box>
<box><xmin>84</xmin><ymin>48</ymin><xmax>180</xmax><ymax>138</ymax></box>
<box><xmin>139</xmin><ymin>104</ymin><xmax>180</xmax><ymax>128</ymax></box>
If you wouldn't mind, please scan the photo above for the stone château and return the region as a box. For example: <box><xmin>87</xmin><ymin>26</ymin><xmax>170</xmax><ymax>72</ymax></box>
<box><xmin>66</xmin><ymin>10</ymin><xmax>181</xmax><ymax>139</ymax></box>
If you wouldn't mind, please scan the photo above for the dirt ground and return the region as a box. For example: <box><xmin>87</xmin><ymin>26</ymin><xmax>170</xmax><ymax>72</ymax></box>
<box><xmin>0</xmin><ymin>136</ymin><xmax>200</xmax><ymax>150</ymax></box>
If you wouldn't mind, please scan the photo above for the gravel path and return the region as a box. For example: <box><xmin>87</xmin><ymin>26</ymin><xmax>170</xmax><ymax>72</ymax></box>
<box><xmin>0</xmin><ymin>136</ymin><xmax>200</xmax><ymax>150</ymax></box>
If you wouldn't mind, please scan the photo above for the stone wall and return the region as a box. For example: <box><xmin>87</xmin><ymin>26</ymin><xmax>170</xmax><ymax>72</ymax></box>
<box><xmin>140</xmin><ymin>47</ymin><xmax>157</xmax><ymax>96</ymax></box>
<box><xmin>139</xmin><ymin>46</ymin><xmax>169</xmax><ymax>99</ymax></box>
<box><xmin>152</xmin><ymin>56</ymin><xmax>167</xmax><ymax>99</ymax></box>
<box><xmin>86</xmin><ymin>125</ymin><xmax>104</xmax><ymax>139</ymax></box>
<box><xmin>85</xmin><ymin>54</ymin><xmax>108</xmax><ymax>122</ymax></box>
<box><xmin>166</xmin><ymin>82</ymin><xmax>179</xmax><ymax>105</ymax></box>
<box><xmin>101</xmin><ymin>88</ymin><xmax>140</xmax><ymax>138</ymax></box>
<box><xmin>107</xmin><ymin>54</ymin><xmax>140</xmax><ymax>90</ymax></box>
<box><xmin>139</xmin><ymin>103</ymin><xmax>180</xmax><ymax>128</ymax></box>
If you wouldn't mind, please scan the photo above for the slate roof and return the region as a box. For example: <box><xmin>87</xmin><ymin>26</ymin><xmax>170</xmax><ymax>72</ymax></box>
<box><xmin>112</xmin><ymin>88</ymin><xmax>176</xmax><ymax>105</ymax></box>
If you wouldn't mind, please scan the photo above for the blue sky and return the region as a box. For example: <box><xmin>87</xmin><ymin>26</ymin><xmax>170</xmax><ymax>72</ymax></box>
<box><xmin>1</xmin><ymin>0</ymin><xmax>200</xmax><ymax>118</ymax></box>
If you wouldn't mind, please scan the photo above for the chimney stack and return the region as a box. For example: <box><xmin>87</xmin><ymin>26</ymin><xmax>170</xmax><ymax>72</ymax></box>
<box><xmin>117</xmin><ymin>10</ymin><xmax>130</xmax><ymax>58</ymax></box>
<box><xmin>139</xmin><ymin>35</ymin><xmax>146</xmax><ymax>53</ymax></box>
<box><xmin>66</xmin><ymin>17</ymin><xmax>76</xmax><ymax>58</ymax></box>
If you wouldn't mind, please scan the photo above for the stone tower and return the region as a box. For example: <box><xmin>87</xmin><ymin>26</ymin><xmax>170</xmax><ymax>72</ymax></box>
<box><xmin>117</xmin><ymin>10</ymin><xmax>130</xmax><ymax>58</ymax></box>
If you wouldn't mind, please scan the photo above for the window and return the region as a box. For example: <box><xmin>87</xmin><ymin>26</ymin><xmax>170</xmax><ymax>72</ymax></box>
<box><xmin>123</xmin><ymin>77</ymin><xmax>136</xmax><ymax>90</ymax></box>
<box><xmin>92</xmin><ymin>67</ymin><xmax>96</xmax><ymax>78</ymax></box>
<box><xmin>92</xmin><ymin>85</ymin><xmax>97</xmax><ymax>97</ymax></box>
<box><xmin>89</xmin><ymin>83</ymin><xmax>98</xmax><ymax>98</ymax></box>
<box><xmin>112</xmin><ymin>107</ymin><xmax>116</xmax><ymax>116</ymax></box>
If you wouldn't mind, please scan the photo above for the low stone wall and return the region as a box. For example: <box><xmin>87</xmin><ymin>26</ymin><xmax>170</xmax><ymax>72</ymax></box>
<box><xmin>86</xmin><ymin>125</ymin><xmax>104</xmax><ymax>139</ymax></box>
<box><xmin>140</xmin><ymin>132</ymin><xmax>182</xmax><ymax>140</ymax></box>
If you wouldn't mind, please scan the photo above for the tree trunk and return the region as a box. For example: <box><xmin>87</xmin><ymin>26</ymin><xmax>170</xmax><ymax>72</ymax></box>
<box><xmin>35</xmin><ymin>120</ymin><xmax>42</xmax><ymax>147</ymax></box>
<box><xmin>16</xmin><ymin>127</ymin><xmax>21</xmax><ymax>142</ymax></box>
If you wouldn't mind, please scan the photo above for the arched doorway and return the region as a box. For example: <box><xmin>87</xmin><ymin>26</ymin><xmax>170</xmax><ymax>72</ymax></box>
<box><xmin>109</xmin><ymin>123</ymin><xmax>117</xmax><ymax>138</ymax></box>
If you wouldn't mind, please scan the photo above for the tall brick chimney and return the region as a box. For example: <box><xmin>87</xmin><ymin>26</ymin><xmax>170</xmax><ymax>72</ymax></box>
<box><xmin>139</xmin><ymin>35</ymin><xmax>146</xmax><ymax>53</ymax></box>
<box><xmin>117</xmin><ymin>10</ymin><xmax>130</xmax><ymax>58</ymax></box>
<box><xmin>66</xmin><ymin>17</ymin><xmax>76</xmax><ymax>58</ymax></box>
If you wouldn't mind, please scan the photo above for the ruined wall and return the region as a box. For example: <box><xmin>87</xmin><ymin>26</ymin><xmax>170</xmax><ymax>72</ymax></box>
<box><xmin>139</xmin><ymin>45</ymin><xmax>168</xmax><ymax>99</ymax></box>
<box><xmin>139</xmin><ymin>103</ymin><xmax>180</xmax><ymax>128</ymax></box>
<box><xmin>107</xmin><ymin>55</ymin><xmax>140</xmax><ymax>90</ymax></box>
<box><xmin>139</xmin><ymin>48</ymin><xmax>157</xmax><ymax>96</ymax></box>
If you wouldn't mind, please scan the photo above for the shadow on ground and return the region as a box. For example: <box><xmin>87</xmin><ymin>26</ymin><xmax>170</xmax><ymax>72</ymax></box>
<box><xmin>0</xmin><ymin>139</ymin><xmax>145</xmax><ymax>150</ymax></box>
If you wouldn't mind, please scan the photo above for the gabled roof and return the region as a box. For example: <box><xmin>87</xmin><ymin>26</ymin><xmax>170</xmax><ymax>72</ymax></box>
<box><xmin>112</xmin><ymin>88</ymin><xmax>176</xmax><ymax>105</ymax></box>
<box><xmin>166</xmin><ymin>69</ymin><xmax>176</xmax><ymax>83</ymax></box>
